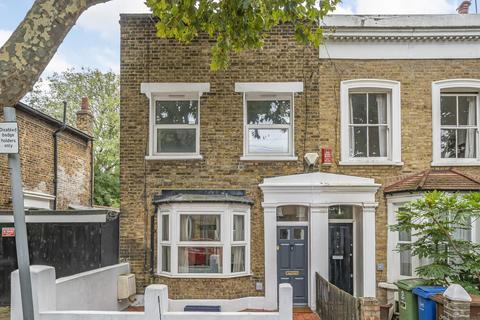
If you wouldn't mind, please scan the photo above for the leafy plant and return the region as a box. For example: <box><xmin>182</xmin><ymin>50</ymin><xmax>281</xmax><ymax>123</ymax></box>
<box><xmin>146</xmin><ymin>0</ymin><xmax>340</xmax><ymax>70</ymax></box>
<box><xmin>24</xmin><ymin>68</ymin><xmax>120</xmax><ymax>208</ymax></box>
<box><xmin>391</xmin><ymin>191</ymin><xmax>480</xmax><ymax>294</ymax></box>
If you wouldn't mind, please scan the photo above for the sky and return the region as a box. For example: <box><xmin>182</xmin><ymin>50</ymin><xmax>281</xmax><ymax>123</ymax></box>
<box><xmin>0</xmin><ymin>0</ymin><xmax>467</xmax><ymax>79</ymax></box>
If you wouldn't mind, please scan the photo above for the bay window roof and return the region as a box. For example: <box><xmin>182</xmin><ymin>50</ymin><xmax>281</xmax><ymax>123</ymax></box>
<box><xmin>153</xmin><ymin>190</ymin><xmax>253</xmax><ymax>205</ymax></box>
<box><xmin>384</xmin><ymin>169</ymin><xmax>480</xmax><ymax>194</ymax></box>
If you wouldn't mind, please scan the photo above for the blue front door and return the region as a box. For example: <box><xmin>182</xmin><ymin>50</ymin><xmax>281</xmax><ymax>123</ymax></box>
<box><xmin>277</xmin><ymin>226</ymin><xmax>308</xmax><ymax>305</ymax></box>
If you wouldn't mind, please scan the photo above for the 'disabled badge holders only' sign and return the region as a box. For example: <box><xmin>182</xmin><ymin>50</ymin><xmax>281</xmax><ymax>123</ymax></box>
<box><xmin>0</xmin><ymin>122</ymin><xmax>19</xmax><ymax>154</ymax></box>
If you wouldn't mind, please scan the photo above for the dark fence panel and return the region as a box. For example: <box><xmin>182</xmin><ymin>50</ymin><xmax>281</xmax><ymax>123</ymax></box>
<box><xmin>0</xmin><ymin>214</ymin><xmax>119</xmax><ymax>306</ymax></box>
<box><xmin>316</xmin><ymin>273</ymin><xmax>360</xmax><ymax>320</ymax></box>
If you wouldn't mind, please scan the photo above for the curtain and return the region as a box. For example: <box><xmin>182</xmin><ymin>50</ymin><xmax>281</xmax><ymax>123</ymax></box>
<box><xmin>465</xmin><ymin>98</ymin><xmax>476</xmax><ymax>158</ymax></box>
<box><xmin>178</xmin><ymin>248</ymin><xmax>189</xmax><ymax>273</ymax></box>
<box><xmin>231</xmin><ymin>246</ymin><xmax>245</xmax><ymax>273</ymax></box>
<box><xmin>377</xmin><ymin>94</ymin><xmax>387</xmax><ymax>157</ymax></box>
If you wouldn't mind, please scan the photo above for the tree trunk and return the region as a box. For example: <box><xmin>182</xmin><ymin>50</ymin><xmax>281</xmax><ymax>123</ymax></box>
<box><xmin>0</xmin><ymin>0</ymin><xmax>112</xmax><ymax>108</ymax></box>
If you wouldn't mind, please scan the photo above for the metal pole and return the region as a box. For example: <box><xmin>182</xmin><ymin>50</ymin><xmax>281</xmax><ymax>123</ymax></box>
<box><xmin>4</xmin><ymin>107</ymin><xmax>34</xmax><ymax>320</ymax></box>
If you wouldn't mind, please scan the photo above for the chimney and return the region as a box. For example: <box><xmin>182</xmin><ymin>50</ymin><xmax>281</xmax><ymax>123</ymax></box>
<box><xmin>76</xmin><ymin>97</ymin><xmax>94</xmax><ymax>136</ymax></box>
<box><xmin>457</xmin><ymin>0</ymin><xmax>471</xmax><ymax>14</ymax></box>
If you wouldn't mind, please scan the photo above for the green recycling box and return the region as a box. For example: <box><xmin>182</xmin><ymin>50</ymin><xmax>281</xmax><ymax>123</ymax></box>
<box><xmin>396</xmin><ymin>279</ymin><xmax>427</xmax><ymax>320</ymax></box>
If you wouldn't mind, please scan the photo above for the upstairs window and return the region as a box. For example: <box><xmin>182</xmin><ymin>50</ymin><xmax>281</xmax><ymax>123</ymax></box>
<box><xmin>440</xmin><ymin>94</ymin><xmax>477</xmax><ymax>159</ymax></box>
<box><xmin>432</xmin><ymin>80</ymin><xmax>480</xmax><ymax>166</ymax></box>
<box><xmin>140</xmin><ymin>82</ymin><xmax>209</xmax><ymax>160</ymax></box>
<box><xmin>245</xmin><ymin>93</ymin><xmax>293</xmax><ymax>156</ymax></box>
<box><xmin>154</xmin><ymin>95</ymin><xmax>199</xmax><ymax>156</ymax></box>
<box><xmin>340</xmin><ymin>80</ymin><xmax>402</xmax><ymax>165</ymax></box>
<box><xmin>235</xmin><ymin>82</ymin><xmax>303</xmax><ymax>161</ymax></box>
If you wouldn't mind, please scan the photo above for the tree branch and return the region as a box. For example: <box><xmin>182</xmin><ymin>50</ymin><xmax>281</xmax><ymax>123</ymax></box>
<box><xmin>0</xmin><ymin>0</ymin><xmax>112</xmax><ymax>107</ymax></box>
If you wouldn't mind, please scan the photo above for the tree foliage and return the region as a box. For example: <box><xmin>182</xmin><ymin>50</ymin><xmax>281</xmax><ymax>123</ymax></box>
<box><xmin>25</xmin><ymin>68</ymin><xmax>120</xmax><ymax>207</ymax></box>
<box><xmin>146</xmin><ymin>0</ymin><xmax>340</xmax><ymax>70</ymax></box>
<box><xmin>391</xmin><ymin>191</ymin><xmax>480</xmax><ymax>294</ymax></box>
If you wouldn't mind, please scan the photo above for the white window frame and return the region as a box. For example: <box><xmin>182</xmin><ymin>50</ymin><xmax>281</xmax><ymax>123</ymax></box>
<box><xmin>235</xmin><ymin>82</ymin><xmax>303</xmax><ymax>161</ymax></box>
<box><xmin>386</xmin><ymin>194</ymin><xmax>422</xmax><ymax>283</ymax></box>
<box><xmin>140</xmin><ymin>83</ymin><xmax>210</xmax><ymax>160</ymax></box>
<box><xmin>340</xmin><ymin>79</ymin><xmax>402</xmax><ymax>166</ymax></box>
<box><xmin>432</xmin><ymin>79</ymin><xmax>480</xmax><ymax>166</ymax></box>
<box><xmin>157</xmin><ymin>203</ymin><xmax>251</xmax><ymax>278</ymax></box>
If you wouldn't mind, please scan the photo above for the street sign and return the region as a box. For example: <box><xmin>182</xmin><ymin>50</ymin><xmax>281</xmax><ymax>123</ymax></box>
<box><xmin>2</xmin><ymin>227</ymin><xmax>15</xmax><ymax>237</ymax></box>
<box><xmin>0</xmin><ymin>122</ymin><xmax>19</xmax><ymax>154</ymax></box>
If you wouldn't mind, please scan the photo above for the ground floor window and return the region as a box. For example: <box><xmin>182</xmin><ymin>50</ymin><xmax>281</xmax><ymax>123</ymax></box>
<box><xmin>158</xmin><ymin>203</ymin><xmax>250</xmax><ymax>277</ymax></box>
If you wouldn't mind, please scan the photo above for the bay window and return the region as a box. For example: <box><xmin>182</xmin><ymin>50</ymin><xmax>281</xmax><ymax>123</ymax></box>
<box><xmin>158</xmin><ymin>203</ymin><xmax>250</xmax><ymax>277</ymax></box>
<box><xmin>432</xmin><ymin>79</ymin><xmax>480</xmax><ymax>166</ymax></box>
<box><xmin>340</xmin><ymin>79</ymin><xmax>402</xmax><ymax>165</ymax></box>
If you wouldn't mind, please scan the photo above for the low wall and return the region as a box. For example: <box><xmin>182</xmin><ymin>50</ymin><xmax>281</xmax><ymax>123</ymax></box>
<box><xmin>56</xmin><ymin>263</ymin><xmax>130</xmax><ymax>311</ymax></box>
<box><xmin>11</xmin><ymin>265</ymin><xmax>293</xmax><ymax>320</ymax></box>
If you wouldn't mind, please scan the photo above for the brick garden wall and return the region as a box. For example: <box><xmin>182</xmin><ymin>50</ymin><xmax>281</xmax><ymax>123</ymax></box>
<box><xmin>120</xmin><ymin>14</ymin><xmax>480</xmax><ymax>301</ymax></box>
<box><xmin>0</xmin><ymin>108</ymin><xmax>93</xmax><ymax>210</ymax></box>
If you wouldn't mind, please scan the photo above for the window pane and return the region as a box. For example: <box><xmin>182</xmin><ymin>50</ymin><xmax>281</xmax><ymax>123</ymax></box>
<box><xmin>457</xmin><ymin>129</ymin><xmax>476</xmax><ymax>158</ymax></box>
<box><xmin>368</xmin><ymin>93</ymin><xmax>388</xmax><ymax>124</ymax></box>
<box><xmin>180</xmin><ymin>215</ymin><xmax>220</xmax><ymax>241</ymax></box>
<box><xmin>162</xmin><ymin>215</ymin><xmax>169</xmax><ymax>241</ymax></box>
<box><xmin>162</xmin><ymin>246</ymin><xmax>171</xmax><ymax>272</ymax></box>
<box><xmin>350</xmin><ymin>127</ymin><xmax>367</xmax><ymax>157</ymax></box>
<box><xmin>441</xmin><ymin>129</ymin><xmax>456</xmax><ymax>158</ymax></box>
<box><xmin>279</xmin><ymin>229</ymin><xmax>289</xmax><ymax>240</ymax></box>
<box><xmin>458</xmin><ymin>96</ymin><xmax>476</xmax><ymax>126</ymax></box>
<box><xmin>441</xmin><ymin>96</ymin><xmax>457</xmax><ymax>126</ymax></box>
<box><xmin>328</xmin><ymin>205</ymin><xmax>354</xmax><ymax>219</ymax></box>
<box><xmin>293</xmin><ymin>228</ymin><xmax>305</xmax><ymax>240</ymax></box>
<box><xmin>368</xmin><ymin>126</ymin><xmax>388</xmax><ymax>157</ymax></box>
<box><xmin>233</xmin><ymin>215</ymin><xmax>245</xmax><ymax>242</ymax></box>
<box><xmin>276</xmin><ymin>206</ymin><xmax>308</xmax><ymax>222</ymax></box>
<box><xmin>156</xmin><ymin>100</ymin><xmax>198</xmax><ymax>125</ymax></box>
<box><xmin>350</xmin><ymin>94</ymin><xmax>367</xmax><ymax>124</ymax></box>
<box><xmin>157</xmin><ymin>129</ymin><xmax>196</xmax><ymax>153</ymax></box>
<box><xmin>399</xmin><ymin>229</ymin><xmax>411</xmax><ymax>242</ymax></box>
<box><xmin>247</xmin><ymin>100</ymin><xmax>291</xmax><ymax>125</ymax></box>
<box><xmin>231</xmin><ymin>246</ymin><xmax>246</xmax><ymax>273</ymax></box>
<box><xmin>247</xmin><ymin>129</ymin><xmax>289</xmax><ymax>154</ymax></box>
<box><xmin>178</xmin><ymin>247</ymin><xmax>223</xmax><ymax>273</ymax></box>
<box><xmin>399</xmin><ymin>244</ymin><xmax>412</xmax><ymax>276</ymax></box>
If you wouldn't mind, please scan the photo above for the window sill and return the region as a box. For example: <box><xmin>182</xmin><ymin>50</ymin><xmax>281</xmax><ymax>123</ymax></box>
<box><xmin>145</xmin><ymin>155</ymin><xmax>203</xmax><ymax>161</ymax></box>
<box><xmin>339</xmin><ymin>160</ymin><xmax>404</xmax><ymax>166</ymax></box>
<box><xmin>431</xmin><ymin>161</ymin><xmax>480</xmax><ymax>167</ymax></box>
<box><xmin>155</xmin><ymin>272</ymin><xmax>251</xmax><ymax>279</ymax></box>
<box><xmin>240</xmin><ymin>155</ymin><xmax>298</xmax><ymax>161</ymax></box>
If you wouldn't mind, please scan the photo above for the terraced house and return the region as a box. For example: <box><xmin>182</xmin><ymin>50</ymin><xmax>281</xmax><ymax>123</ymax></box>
<box><xmin>120</xmin><ymin>11</ymin><xmax>480</xmax><ymax>311</ymax></box>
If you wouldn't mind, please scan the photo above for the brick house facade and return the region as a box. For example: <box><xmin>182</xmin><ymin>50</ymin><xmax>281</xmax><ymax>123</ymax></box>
<box><xmin>120</xmin><ymin>13</ymin><xmax>480</xmax><ymax>311</ymax></box>
<box><xmin>0</xmin><ymin>101</ymin><xmax>93</xmax><ymax>211</ymax></box>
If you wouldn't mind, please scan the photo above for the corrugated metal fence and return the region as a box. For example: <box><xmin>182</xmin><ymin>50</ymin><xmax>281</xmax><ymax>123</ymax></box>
<box><xmin>315</xmin><ymin>273</ymin><xmax>360</xmax><ymax>320</ymax></box>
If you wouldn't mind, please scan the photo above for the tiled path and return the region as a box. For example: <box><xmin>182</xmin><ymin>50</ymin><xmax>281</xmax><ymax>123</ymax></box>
<box><xmin>293</xmin><ymin>308</ymin><xmax>320</xmax><ymax>320</ymax></box>
<box><xmin>0</xmin><ymin>307</ymin><xmax>10</xmax><ymax>320</ymax></box>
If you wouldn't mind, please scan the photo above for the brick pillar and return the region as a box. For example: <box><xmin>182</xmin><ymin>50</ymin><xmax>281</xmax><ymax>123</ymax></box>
<box><xmin>76</xmin><ymin>97</ymin><xmax>94</xmax><ymax>136</ymax></box>
<box><xmin>442</xmin><ymin>284</ymin><xmax>471</xmax><ymax>320</ymax></box>
<box><xmin>359</xmin><ymin>297</ymin><xmax>380</xmax><ymax>320</ymax></box>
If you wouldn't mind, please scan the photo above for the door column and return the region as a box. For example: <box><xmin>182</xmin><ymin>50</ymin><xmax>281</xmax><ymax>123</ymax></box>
<box><xmin>263</xmin><ymin>205</ymin><xmax>278</xmax><ymax>310</ymax></box>
<box><xmin>310</xmin><ymin>205</ymin><xmax>329</xmax><ymax>310</ymax></box>
<box><xmin>362</xmin><ymin>204</ymin><xmax>377</xmax><ymax>297</ymax></box>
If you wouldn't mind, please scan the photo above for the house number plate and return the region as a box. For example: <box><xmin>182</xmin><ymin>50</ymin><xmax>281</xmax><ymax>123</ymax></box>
<box><xmin>285</xmin><ymin>271</ymin><xmax>300</xmax><ymax>276</ymax></box>
<box><xmin>332</xmin><ymin>255</ymin><xmax>344</xmax><ymax>260</ymax></box>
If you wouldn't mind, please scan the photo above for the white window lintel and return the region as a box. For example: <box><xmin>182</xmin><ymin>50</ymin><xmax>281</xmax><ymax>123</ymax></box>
<box><xmin>235</xmin><ymin>82</ymin><xmax>303</xmax><ymax>93</ymax></box>
<box><xmin>141</xmin><ymin>82</ymin><xmax>210</xmax><ymax>96</ymax></box>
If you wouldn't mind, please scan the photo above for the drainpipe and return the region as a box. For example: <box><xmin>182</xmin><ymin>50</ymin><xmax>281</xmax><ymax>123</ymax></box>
<box><xmin>53</xmin><ymin>101</ymin><xmax>67</xmax><ymax>210</ymax></box>
<box><xmin>150</xmin><ymin>204</ymin><xmax>157</xmax><ymax>275</ymax></box>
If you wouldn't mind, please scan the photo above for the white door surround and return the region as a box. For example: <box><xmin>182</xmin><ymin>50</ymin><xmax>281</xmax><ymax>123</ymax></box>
<box><xmin>260</xmin><ymin>172</ymin><xmax>380</xmax><ymax>311</ymax></box>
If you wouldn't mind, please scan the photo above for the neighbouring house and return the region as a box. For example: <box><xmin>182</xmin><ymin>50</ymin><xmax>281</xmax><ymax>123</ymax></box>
<box><xmin>119</xmin><ymin>8</ymin><xmax>480</xmax><ymax>311</ymax></box>
<box><xmin>0</xmin><ymin>99</ymin><xmax>119</xmax><ymax>308</ymax></box>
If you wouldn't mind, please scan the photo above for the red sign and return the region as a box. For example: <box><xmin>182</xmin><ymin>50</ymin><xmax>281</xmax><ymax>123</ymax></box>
<box><xmin>2</xmin><ymin>227</ymin><xmax>15</xmax><ymax>237</ymax></box>
<box><xmin>322</xmin><ymin>147</ymin><xmax>333</xmax><ymax>164</ymax></box>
